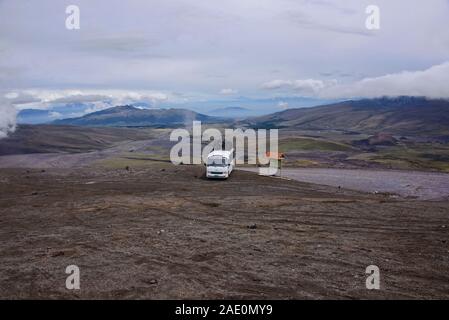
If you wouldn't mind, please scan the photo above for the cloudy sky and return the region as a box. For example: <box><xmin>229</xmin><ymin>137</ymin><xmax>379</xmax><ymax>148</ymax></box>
<box><xmin>0</xmin><ymin>0</ymin><xmax>449</xmax><ymax>127</ymax></box>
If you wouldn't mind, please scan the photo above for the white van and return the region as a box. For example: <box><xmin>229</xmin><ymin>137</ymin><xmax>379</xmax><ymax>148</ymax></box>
<box><xmin>206</xmin><ymin>149</ymin><xmax>235</xmax><ymax>179</ymax></box>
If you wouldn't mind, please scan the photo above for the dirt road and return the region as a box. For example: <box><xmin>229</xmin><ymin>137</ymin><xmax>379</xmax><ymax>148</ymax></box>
<box><xmin>0</xmin><ymin>164</ymin><xmax>448</xmax><ymax>299</ymax></box>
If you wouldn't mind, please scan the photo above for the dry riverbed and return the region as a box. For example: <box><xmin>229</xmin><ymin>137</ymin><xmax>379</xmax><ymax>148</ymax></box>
<box><xmin>240</xmin><ymin>168</ymin><xmax>449</xmax><ymax>201</ymax></box>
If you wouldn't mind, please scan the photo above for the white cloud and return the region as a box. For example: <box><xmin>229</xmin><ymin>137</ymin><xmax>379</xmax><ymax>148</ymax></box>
<box><xmin>0</xmin><ymin>103</ymin><xmax>17</xmax><ymax>139</ymax></box>
<box><xmin>261</xmin><ymin>80</ymin><xmax>293</xmax><ymax>90</ymax></box>
<box><xmin>291</xmin><ymin>79</ymin><xmax>330</xmax><ymax>94</ymax></box>
<box><xmin>277</xmin><ymin>101</ymin><xmax>289</xmax><ymax>109</ymax></box>
<box><xmin>48</xmin><ymin>111</ymin><xmax>62</xmax><ymax>119</ymax></box>
<box><xmin>50</xmin><ymin>94</ymin><xmax>111</xmax><ymax>104</ymax></box>
<box><xmin>82</xmin><ymin>101</ymin><xmax>113</xmax><ymax>115</ymax></box>
<box><xmin>320</xmin><ymin>61</ymin><xmax>449</xmax><ymax>99</ymax></box>
<box><xmin>261</xmin><ymin>62</ymin><xmax>449</xmax><ymax>99</ymax></box>
<box><xmin>4</xmin><ymin>92</ymin><xmax>18</xmax><ymax>99</ymax></box>
<box><xmin>8</xmin><ymin>89</ymin><xmax>171</xmax><ymax>111</ymax></box>
<box><xmin>220</xmin><ymin>88</ymin><xmax>238</xmax><ymax>95</ymax></box>
<box><xmin>262</xmin><ymin>79</ymin><xmax>335</xmax><ymax>96</ymax></box>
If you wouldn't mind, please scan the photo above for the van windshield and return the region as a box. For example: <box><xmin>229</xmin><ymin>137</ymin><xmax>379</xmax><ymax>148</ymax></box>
<box><xmin>207</xmin><ymin>157</ymin><xmax>227</xmax><ymax>167</ymax></box>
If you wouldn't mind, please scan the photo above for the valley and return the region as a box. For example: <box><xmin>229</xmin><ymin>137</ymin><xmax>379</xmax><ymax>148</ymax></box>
<box><xmin>1</xmin><ymin>97</ymin><xmax>448</xmax><ymax>299</ymax></box>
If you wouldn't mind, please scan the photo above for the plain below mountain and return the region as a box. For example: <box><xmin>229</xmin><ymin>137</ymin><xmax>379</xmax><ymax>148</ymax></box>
<box><xmin>207</xmin><ymin>107</ymin><xmax>255</xmax><ymax>118</ymax></box>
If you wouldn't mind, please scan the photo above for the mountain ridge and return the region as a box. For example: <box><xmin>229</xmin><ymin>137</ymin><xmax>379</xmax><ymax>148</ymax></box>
<box><xmin>53</xmin><ymin>105</ymin><xmax>220</xmax><ymax>127</ymax></box>
<box><xmin>244</xmin><ymin>97</ymin><xmax>449</xmax><ymax>136</ymax></box>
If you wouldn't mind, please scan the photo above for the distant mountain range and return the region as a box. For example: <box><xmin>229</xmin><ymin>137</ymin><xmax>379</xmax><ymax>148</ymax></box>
<box><xmin>17</xmin><ymin>109</ymin><xmax>58</xmax><ymax>125</ymax></box>
<box><xmin>17</xmin><ymin>102</ymin><xmax>96</xmax><ymax>124</ymax></box>
<box><xmin>207</xmin><ymin>107</ymin><xmax>254</xmax><ymax>118</ymax></box>
<box><xmin>52</xmin><ymin>105</ymin><xmax>220</xmax><ymax>127</ymax></box>
<box><xmin>16</xmin><ymin>97</ymin><xmax>449</xmax><ymax>137</ymax></box>
<box><xmin>17</xmin><ymin>96</ymin><xmax>330</xmax><ymax>124</ymax></box>
<box><xmin>244</xmin><ymin>97</ymin><xmax>449</xmax><ymax>136</ymax></box>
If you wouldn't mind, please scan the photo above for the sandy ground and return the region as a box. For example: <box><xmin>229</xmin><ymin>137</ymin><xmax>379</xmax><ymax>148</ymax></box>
<box><xmin>240</xmin><ymin>168</ymin><xmax>449</xmax><ymax>201</ymax></box>
<box><xmin>0</xmin><ymin>164</ymin><xmax>448</xmax><ymax>299</ymax></box>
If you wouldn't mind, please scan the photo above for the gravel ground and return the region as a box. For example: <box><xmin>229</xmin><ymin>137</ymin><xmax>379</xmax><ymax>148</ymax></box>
<box><xmin>240</xmin><ymin>168</ymin><xmax>449</xmax><ymax>201</ymax></box>
<box><xmin>0</xmin><ymin>165</ymin><xmax>448</xmax><ymax>299</ymax></box>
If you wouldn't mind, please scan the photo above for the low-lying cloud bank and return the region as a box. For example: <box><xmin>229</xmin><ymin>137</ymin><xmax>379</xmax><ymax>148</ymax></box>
<box><xmin>3</xmin><ymin>89</ymin><xmax>172</xmax><ymax>125</ymax></box>
<box><xmin>11</xmin><ymin>89</ymin><xmax>170</xmax><ymax>111</ymax></box>
<box><xmin>261</xmin><ymin>79</ymin><xmax>335</xmax><ymax>96</ymax></box>
<box><xmin>322</xmin><ymin>62</ymin><xmax>449</xmax><ymax>99</ymax></box>
<box><xmin>0</xmin><ymin>103</ymin><xmax>17</xmax><ymax>139</ymax></box>
<box><xmin>262</xmin><ymin>62</ymin><xmax>449</xmax><ymax>99</ymax></box>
